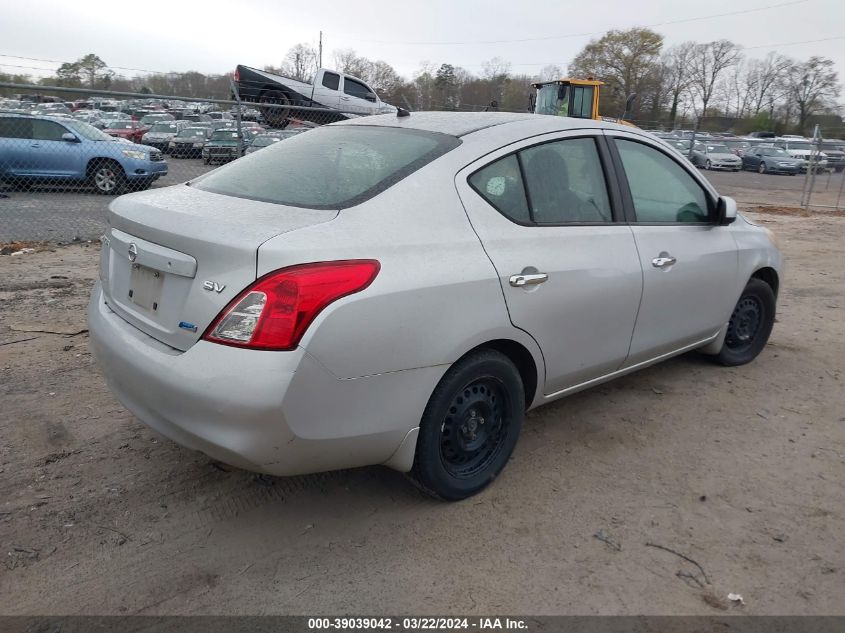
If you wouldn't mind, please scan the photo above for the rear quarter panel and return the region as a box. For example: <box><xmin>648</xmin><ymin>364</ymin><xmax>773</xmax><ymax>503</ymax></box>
<box><xmin>256</xmin><ymin>157</ymin><xmax>545</xmax><ymax>388</ymax></box>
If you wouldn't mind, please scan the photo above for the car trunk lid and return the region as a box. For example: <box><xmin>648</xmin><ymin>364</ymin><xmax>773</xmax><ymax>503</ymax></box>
<box><xmin>101</xmin><ymin>184</ymin><xmax>338</xmax><ymax>351</ymax></box>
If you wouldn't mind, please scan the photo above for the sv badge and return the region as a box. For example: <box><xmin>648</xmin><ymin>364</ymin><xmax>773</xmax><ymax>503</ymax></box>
<box><xmin>202</xmin><ymin>280</ymin><xmax>226</xmax><ymax>293</ymax></box>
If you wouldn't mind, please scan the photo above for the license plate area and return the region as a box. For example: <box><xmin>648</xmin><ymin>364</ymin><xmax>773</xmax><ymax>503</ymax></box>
<box><xmin>128</xmin><ymin>264</ymin><xmax>164</xmax><ymax>312</ymax></box>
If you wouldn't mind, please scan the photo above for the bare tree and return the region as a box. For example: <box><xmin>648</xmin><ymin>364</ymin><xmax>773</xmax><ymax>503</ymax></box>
<box><xmin>282</xmin><ymin>43</ymin><xmax>317</xmax><ymax>82</ymax></box>
<box><xmin>746</xmin><ymin>53</ymin><xmax>794</xmax><ymax>116</ymax></box>
<box><xmin>686</xmin><ymin>40</ymin><xmax>741</xmax><ymax>118</ymax></box>
<box><xmin>787</xmin><ymin>56</ymin><xmax>841</xmax><ymax>131</ymax></box>
<box><xmin>333</xmin><ymin>48</ymin><xmax>371</xmax><ymax>79</ymax></box>
<box><xmin>661</xmin><ymin>42</ymin><xmax>695</xmax><ymax>127</ymax></box>
<box><xmin>538</xmin><ymin>64</ymin><xmax>563</xmax><ymax>81</ymax></box>
<box><xmin>481</xmin><ymin>57</ymin><xmax>512</xmax><ymax>82</ymax></box>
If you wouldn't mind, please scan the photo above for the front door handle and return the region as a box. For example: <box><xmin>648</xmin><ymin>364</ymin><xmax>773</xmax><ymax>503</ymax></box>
<box><xmin>652</xmin><ymin>255</ymin><xmax>677</xmax><ymax>268</ymax></box>
<box><xmin>509</xmin><ymin>272</ymin><xmax>548</xmax><ymax>287</ymax></box>
<box><xmin>31</xmin><ymin>143</ymin><xmax>41</xmax><ymax>148</ymax></box>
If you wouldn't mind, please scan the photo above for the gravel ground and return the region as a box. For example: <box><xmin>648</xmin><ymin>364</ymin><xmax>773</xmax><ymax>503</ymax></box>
<box><xmin>0</xmin><ymin>210</ymin><xmax>843</xmax><ymax>615</ymax></box>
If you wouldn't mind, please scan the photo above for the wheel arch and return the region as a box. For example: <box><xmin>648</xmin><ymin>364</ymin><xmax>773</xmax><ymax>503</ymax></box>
<box><xmin>459</xmin><ymin>338</ymin><xmax>541</xmax><ymax>411</ymax></box>
<box><xmin>751</xmin><ymin>266</ymin><xmax>779</xmax><ymax>298</ymax></box>
<box><xmin>85</xmin><ymin>156</ymin><xmax>122</xmax><ymax>175</ymax></box>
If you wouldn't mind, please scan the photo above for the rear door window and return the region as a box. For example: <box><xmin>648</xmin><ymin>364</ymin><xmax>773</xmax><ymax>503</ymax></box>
<box><xmin>0</xmin><ymin>117</ymin><xmax>32</xmax><ymax>139</ymax></box>
<box><xmin>468</xmin><ymin>155</ymin><xmax>530</xmax><ymax>223</ymax></box>
<box><xmin>321</xmin><ymin>72</ymin><xmax>340</xmax><ymax>91</ymax></box>
<box><xmin>192</xmin><ymin>126</ymin><xmax>460</xmax><ymax>209</ymax></box>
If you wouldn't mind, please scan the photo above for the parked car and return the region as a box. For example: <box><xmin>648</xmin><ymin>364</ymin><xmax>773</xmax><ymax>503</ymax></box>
<box><xmin>748</xmin><ymin>131</ymin><xmax>776</xmax><ymax>138</ymax></box>
<box><xmin>168</xmin><ymin>126</ymin><xmax>211</xmax><ymax>157</ymax></box>
<box><xmin>141</xmin><ymin>120</ymin><xmax>188</xmax><ymax>153</ymax></box>
<box><xmin>103</xmin><ymin>121</ymin><xmax>150</xmax><ymax>143</ymax></box>
<box><xmin>773</xmin><ymin>139</ymin><xmax>828</xmax><ymax>171</ymax></box>
<box><xmin>722</xmin><ymin>139</ymin><xmax>752</xmax><ymax>157</ymax></box>
<box><xmin>819</xmin><ymin>142</ymin><xmax>845</xmax><ymax>172</ymax></box>
<box><xmin>88</xmin><ymin>112</ymin><xmax>782</xmax><ymax>500</ymax></box>
<box><xmin>201</xmin><ymin>129</ymin><xmax>253</xmax><ymax>164</ymax></box>
<box><xmin>741</xmin><ymin>146</ymin><xmax>802</xmax><ymax>175</ymax></box>
<box><xmin>690</xmin><ymin>142</ymin><xmax>742</xmax><ymax>170</ymax></box>
<box><xmin>140</xmin><ymin>113</ymin><xmax>175</xmax><ymax>126</ymax></box>
<box><xmin>181</xmin><ymin>113</ymin><xmax>212</xmax><ymax>124</ymax></box>
<box><xmin>244</xmin><ymin>130</ymin><xmax>306</xmax><ymax>154</ymax></box>
<box><xmin>0</xmin><ymin>114</ymin><xmax>167</xmax><ymax>194</ymax></box>
<box><xmin>208</xmin><ymin>112</ymin><xmax>233</xmax><ymax>120</ymax></box>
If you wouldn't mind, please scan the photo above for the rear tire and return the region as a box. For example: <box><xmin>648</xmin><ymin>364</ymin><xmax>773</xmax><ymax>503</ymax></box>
<box><xmin>259</xmin><ymin>89</ymin><xmax>291</xmax><ymax>128</ymax></box>
<box><xmin>410</xmin><ymin>349</ymin><xmax>524</xmax><ymax>501</ymax></box>
<box><xmin>717</xmin><ymin>278</ymin><xmax>776</xmax><ymax>366</ymax></box>
<box><xmin>88</xmin><ymin>160</ymin><xmax>126</xmax><ymax>195</ymax></box>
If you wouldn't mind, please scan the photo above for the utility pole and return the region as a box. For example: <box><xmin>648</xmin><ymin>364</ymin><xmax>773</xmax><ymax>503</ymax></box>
<box><xmin>318</xmin><ymin>31</ymin><xmax>323</xmax><ymax>69</ymax></box>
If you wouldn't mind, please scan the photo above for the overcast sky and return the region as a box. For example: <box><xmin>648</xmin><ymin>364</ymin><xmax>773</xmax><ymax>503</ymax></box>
<box><xmin>1</xmin><ymin>0</ymin><xmax>844</xmax><ymax>84</ymax></box>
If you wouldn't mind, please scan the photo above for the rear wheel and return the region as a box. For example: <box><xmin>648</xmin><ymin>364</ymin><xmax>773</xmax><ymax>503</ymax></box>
<box><xmin>717</xmin><ymin>278</ymin><xmax>776</xmax><ymax>366</ymax></box>
<box><xmin>88</xmin><ymin>160</ymin><xmax>125</xmax><ymax>195</ymax></box>
<box><xmin>410</xmin><ymin>349</ymin><xmax>524</xmax><ymax>501</ymax></box>
<box><xmin>259</xmin><ymin>89</ymin><xmax>291</xmax><ymax>128</ymax></box>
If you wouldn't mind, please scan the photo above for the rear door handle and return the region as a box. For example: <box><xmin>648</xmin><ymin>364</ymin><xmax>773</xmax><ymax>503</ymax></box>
<box><xmin>652</xmin><ymin>255</ymin><xmax>677</xmax><ymax>268</ymax></box>
<box><xmin>509</xmin><ymin>273</ymin><xmax>548</xmax><ymax>287</ymax></box>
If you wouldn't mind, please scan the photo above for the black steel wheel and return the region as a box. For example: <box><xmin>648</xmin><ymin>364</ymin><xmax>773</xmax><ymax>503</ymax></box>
<box><xmin>259</xmin><ymin>89</ymin><xmax>291</xmax><ymax>128</ymax></box>
<box><xmin>411</xmin><ymin>349</ymin><xmax>524</xmax><ymax>500</ymax></box>
<box><xmin>717</xmin><ymin>278</ymin><xmax>776</xmax><ymax>366</ymax></box>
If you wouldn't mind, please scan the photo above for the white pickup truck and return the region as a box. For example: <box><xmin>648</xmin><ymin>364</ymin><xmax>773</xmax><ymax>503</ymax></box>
<box><xmin>234</xmin><ymin>65</ymin><xmax>397</xmax><ymax>127</ymax></box>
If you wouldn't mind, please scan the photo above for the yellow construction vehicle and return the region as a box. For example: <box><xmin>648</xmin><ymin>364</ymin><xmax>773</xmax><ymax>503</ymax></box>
<box><xmin>530</xmin><ymin>78</ymin><xmax>637</xmax><ymax>126</ymax></box>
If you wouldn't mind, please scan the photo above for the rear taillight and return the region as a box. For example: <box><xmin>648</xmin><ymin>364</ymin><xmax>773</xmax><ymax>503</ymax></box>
<box><xmin>202</xmin><ymin>260</ymin><xmax>380</xmax><ymax>351</ymax></box>
<box><xmin>233</xmin><ymin>68</ymin><xmax>240</xmax><ymax>82</ymax></box>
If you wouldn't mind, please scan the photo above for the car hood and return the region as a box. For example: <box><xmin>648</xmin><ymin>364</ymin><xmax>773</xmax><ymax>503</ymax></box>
<box><xmin>206</xmin><ymin>140</ymin><xmax>241</xmax><ymax>146</ymax></box>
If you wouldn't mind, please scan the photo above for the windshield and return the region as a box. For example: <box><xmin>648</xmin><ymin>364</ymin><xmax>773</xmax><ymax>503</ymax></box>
<box><xmin>108</xmin><ymin>122</ymin><xmax>137</xmax><ymax>129</ymax></box>
<box><xmin>724</xmin><ymin>141</ymin><xmax>749</xmax><ymax>148</ymax></box>
<box><xmin>534</xmin><ymin>83</ymin><xmax>566</xmax><ymax>116</ymax></box>
<box><xmin>786</xmin><ymin>142</ymin><xmax>813</xmax><ymax>150</ymax></box>
<box><xmin>252</xmin><ymin>136</ymin><xmax>280</xmax><ymax>147</ymax></box>
<box><xmin>706</xmin><ymin>145</ymin><xmax>731</xmax><ymax>153</ymax></box>
<box><xmin>150</xmin><ymin>123</ymin><xmax>179</xmax><ymax>133</ymax></box>
<box><xmin>141</xmin><ymin>114</ymin><xmax>172</xmax><ymax>123</ymax></box>
<box><xmin>177</xmin><ymin>128</ymin><xmax>208</xmax><ymax>138</ymax></box>
<box><xmin>193</xmin><ymin>126</ymin><xmax>461</xmax><ymax>209</ymax></box>
<box><xmin>62</xmin><ymin>118</ymin><xmax>113</xmax><ymax>141</ymax></box>
<box><xmin>210</xmin><ymin>130</ymin><xmax>241</xmax><ymax>140</ymax></box>
<box><xmin>761</xmin><ymin>148</ymin><xmax>789</xmax><ymax>156</ymax></box>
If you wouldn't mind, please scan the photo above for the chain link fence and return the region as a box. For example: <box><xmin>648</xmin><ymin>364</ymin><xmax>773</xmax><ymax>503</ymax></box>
<box><xmin>0</xmin><ymin>80</ymin><xmax>378</xmax><ymax>243</ymax></box>
<box><xmin>2</xmin><ymin>80</ymin><xmax>845</xmax><ymax>245</ymax></box>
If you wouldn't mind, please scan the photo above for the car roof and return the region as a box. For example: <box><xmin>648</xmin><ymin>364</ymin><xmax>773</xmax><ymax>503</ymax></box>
<box><xmin>334</xmin><ymin>110</ymin><xmax>638</xmax><ymax>139</ymax></box>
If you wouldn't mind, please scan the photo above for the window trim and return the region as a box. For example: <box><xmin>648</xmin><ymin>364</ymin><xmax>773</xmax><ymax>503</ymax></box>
<box><xmin>606</xmin><ymin>134</ymin><xmax>718</xmax><ymax>225</ymax></box>
<box><xmin>321</xmin><ymin>71</ymin><xmax>340</xmax><ymax>91</ymax></box>
<box><xmin>466</xmin><ymin>133</ymin><xmax>624</xmax><ymax>228</ymax></box>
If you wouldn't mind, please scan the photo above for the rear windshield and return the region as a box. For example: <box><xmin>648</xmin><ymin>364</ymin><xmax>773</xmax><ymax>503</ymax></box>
<box><xmin>192</xmin><ymin>125</ymin><xmax>461</xmax><ymax>209</ymax></box>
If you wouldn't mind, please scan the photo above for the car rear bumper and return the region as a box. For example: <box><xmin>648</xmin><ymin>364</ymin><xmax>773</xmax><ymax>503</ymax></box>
<box><xmin>88</xmin><ymin>282</ymin><xmax>434</xmax><ymax>475</ymax></box>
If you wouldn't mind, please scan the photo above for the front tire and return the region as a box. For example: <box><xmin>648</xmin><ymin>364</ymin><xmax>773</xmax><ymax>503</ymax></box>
<box><xmin>411</xmin><ymin>349</ymin><xmax>525</xmax><ymax>501</ymax></box>
<box><xmin>758</xmin><ymin>162</ymin><xmax>767</xmax><ymax>174</ymax></box>
<box><xmin>717</xmin><ymin>278</ymin><xmax>776</xmax><ymax>366</ymax></box>
<box><xmin>705</xmin><ymin>160</ymin><xmax>712</xmax><ymax>170</ymax></box>
<box><xmin>89</xmin><ymin>160</ymin><xmax>126</xmax><ymax>195</ymax></box>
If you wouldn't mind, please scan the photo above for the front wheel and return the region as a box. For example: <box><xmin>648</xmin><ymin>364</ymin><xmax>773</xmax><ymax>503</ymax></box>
<box><xmin>89</xmin><ymin>160</ymin><xmax>126</xmax><ymax>195</ymax></box>
<box><xmin>410</xmin><ymin>349</ymin><xmax>525</xmax><ymax>500</ymax></box>
<box><xmin>758</xmin><ymin>162</ymin><xmax>767</xmax><ymax>174</ymax></box>
<box><xmin>705</xmin><ymin>160</ymin><xmax>712</xmax><ymax>170</ymax></box>
<box><xmin>717</xmin><ymin>278</ymin><xmax>776</xmax><ymax>366</ymax></box>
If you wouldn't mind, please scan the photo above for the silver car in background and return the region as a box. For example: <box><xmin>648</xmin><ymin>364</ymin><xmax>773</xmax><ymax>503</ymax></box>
<box><xmin>691</xmin><ymin>142</ymin><xmax>743</xmax><ymax>171</ymax></box>
<box><xmin>89</xmin><ymin>112</ymin><xmax>782</xmax><ymax>500</ymax></box>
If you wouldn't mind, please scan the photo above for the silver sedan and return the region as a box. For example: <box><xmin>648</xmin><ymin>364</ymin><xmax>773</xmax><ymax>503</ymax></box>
<box><xmin>89</xmin><ymin>112</ymin><xmax>783</xmax><ymax>500</ymax></box>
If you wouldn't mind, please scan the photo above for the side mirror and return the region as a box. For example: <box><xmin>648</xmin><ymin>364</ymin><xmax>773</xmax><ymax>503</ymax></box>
<box><xmin>61</xmin><ymin>132</ymin><xmax>79</xmax><ymax>142</ymax></box>
<box><xmin>717</xmin><ymin>196</ymin><xmax>737</xmax><ymax>225</ymax></box>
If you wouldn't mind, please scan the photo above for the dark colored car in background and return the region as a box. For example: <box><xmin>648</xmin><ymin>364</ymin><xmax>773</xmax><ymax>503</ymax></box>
<box><xmin>140</xmin><ymin>113</ymin><xmax>175</xmax><ymax>127</ymax></box>
<box><xmin>141</xmin><ymin>120</ymin><xmax>188</xmax><ymax>153</ymax></box>
<box><xmin>103</xmin><ymin>121</ymin><xmax>149</xmax><ymax>143</ymax></box>
<box><xmin>245</xmin><ymin>129</ymin><xmax>309</xmax><ymax>154</ymax></box>
<box><xmin>741</xmin><ymin>147</ymin><xmax>802</xmax><ymax>175</ymax></box>
<box><xmin>201</xmin><ymin>129</ymin><xmax>253</xmax><ymax>164</ymax></box>
<box><xmin>820</xmin><ymin>142</ymin><xmax>845</xmax><ymax>172</ymax></box>
<box><xmin>168</xmin><ymin>126</ymin><xmax>211</xmax><ymax>157</ymax></box>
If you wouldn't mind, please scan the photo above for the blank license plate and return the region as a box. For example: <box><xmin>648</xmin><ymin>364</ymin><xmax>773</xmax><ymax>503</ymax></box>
<box><xmin>129</xmin><ymin>265</ymin><xmax>163</xmax><ymax>311</ymax></box>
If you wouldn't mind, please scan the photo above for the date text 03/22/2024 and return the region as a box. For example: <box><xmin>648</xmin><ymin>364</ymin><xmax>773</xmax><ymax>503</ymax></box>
<box><xmin>307</xmin><ymin>617</ymin><xmax>529</xmax><ymax>630</ymax></box>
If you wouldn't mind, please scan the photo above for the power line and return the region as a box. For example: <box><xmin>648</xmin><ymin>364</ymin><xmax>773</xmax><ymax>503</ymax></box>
<box><xmin>329</xmin><ymin>0</ymin><xmax>812</xmax><ymax>45</ymax></box>
<box><xmin>745</xmin><ymin>35</ymin><xmax>845</xmax><ymax>50</ymax></box>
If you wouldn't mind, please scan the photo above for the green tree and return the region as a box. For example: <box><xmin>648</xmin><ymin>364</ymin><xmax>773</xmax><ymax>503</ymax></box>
<box><xmin>568</xmin><ymin>28</ymin><xmax>664</xmax><ymax>119</ymax></box>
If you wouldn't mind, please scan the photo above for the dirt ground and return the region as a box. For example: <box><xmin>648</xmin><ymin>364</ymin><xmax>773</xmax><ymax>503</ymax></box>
<box><xmin>0</xmin><ymin>211</ymin><xmax>843</xmax><ymax>616</ymax></box>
